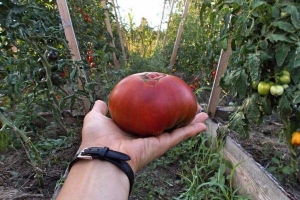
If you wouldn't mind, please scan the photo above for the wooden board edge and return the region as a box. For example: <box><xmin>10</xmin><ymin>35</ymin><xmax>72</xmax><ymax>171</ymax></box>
<box><xmin>205</xmin><ymin>119</ymin><xmax>290</xmax><ymax>200</ymax></box>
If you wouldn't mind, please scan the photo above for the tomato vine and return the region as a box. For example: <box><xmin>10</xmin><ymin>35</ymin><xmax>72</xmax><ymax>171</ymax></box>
<box><xmin>218</xmin><ymin>0</ymin><xmax>300</xmax><ymax>180</ymax></box>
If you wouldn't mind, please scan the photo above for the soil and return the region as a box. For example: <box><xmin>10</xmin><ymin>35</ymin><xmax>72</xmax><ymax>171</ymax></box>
<box><xmin>225</xmin><ymin>116</ymin><xmax>300</xmax><ymax>200</ymax></box>
<box><xmin>0</xmin><ymin>110</ymin><xmax>299</xmax><ymax>199</ymax></box>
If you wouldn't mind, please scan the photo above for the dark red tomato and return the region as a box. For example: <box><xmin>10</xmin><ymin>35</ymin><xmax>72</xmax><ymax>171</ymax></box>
<box><xmin>88</xmin><ymin>56</ymin><xmax>93</xmax><ymax>63</ymax></box>
<box><xmin>108</xmin><ymin>72</ymin><xmax>198</xmax><ymax>136</ymax></box>
<box><xmin>51</xmin><ymin>74</ymin><xmax>61</xmax><ymax>86</ymax></box>
<box><xmin>90</xmin><ymin>62</ymin><xmax>95</xmax><ymax>68</ymax></box>
<box><xmin>47</xmin><ymin>51</ymin><xmax>58</xmax><ymax>62</ymax></box>
<box><xmin>190</xmin><ymin>84</ymin><xmax>195</xmax><ymax>90</ymax></box>
<box><xmin>59</xmin><ymin>72</ymin><xmax>67</xmax><ymax>78</ymax></box>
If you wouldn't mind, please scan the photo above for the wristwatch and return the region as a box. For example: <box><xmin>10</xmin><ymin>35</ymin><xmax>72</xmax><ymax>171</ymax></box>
<box><xmin>68</xmin><ymin>147</ymin><xmax>134</xmax><ymax>194</ymax></box>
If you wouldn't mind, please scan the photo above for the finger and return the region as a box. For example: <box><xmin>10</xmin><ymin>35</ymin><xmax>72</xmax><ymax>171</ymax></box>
<box><xmin>148</xmin><ymin>117</ymin><xmax>207</xmax><ymax>156</ymax></box>
<box><xmin>190</xmin><ymin>112</ymin><xmax>209</xmax><ymax>125</ymax></box>
<box><xmin>92</xmin><ymin>100</ymin><xmax>108</xmax><ymax>115</ymax></box>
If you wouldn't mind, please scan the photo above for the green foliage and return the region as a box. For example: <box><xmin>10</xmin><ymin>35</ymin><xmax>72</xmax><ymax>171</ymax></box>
<box><xmin>176</xmin><ymin>134</ymin><xmax>248</xmax><ymax>200</ymax></box>
<box><xmin>0</xmin><ymin>0</ymin><xmax>115</xmax><ymax>187</ymax></box>
<box><xmin>218</xmin><ymin>0</ymin><xmax>300</xmax><ymax>179</ymax></box>
<box><xmin>162</xmin><ymin>1</ymin><xmax>225</xmax><ymax>78</ymax></box>
<box><xmin>0</xmin><ymin>127</ymin><xmax>10</xmax><ymax>151</ymax></box>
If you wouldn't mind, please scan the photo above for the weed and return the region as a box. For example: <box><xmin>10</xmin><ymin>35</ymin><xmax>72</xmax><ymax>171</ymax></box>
<box><xmin>130</xmin><ymin>133</ymin><xmax>249</xmax><ymax>200</ymax></box>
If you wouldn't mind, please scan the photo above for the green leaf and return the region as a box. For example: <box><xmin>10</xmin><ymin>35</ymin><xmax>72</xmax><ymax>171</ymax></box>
<box><xmin>220</xmin><ymin>38</ymin><xmax>228</xmax><ymax>50</ymax></box>
<box><xmin>271</xmin><ymin>157</ymin><xmax>280</xmax><ymax>165</ymax></box>
<box><xmin>267</xmin><ymin>166</ymin><xmax>276</xmax><ymax>173</ymax></box>
<box><xmin>287</xmin><ymin>5</ymin><xmax>300</xmax><ymax>29</ymax></box>
<box><xmin>235</xmin><ymin>70</ymin><xmax>248</xmax><ymax>98</ymax></box>
<box><xmin>293</xmin><ymin>93</ymin><xmax>300</xmax><ymax>104</ymax></box>
<box><xmin>282</xmin><ymin>166</ymin><xmax>293</xmax><ymax>175</ymax></box>
<box><xmin>244</xmin><ymin>94</ymin><xmax>261</xmax><ymax>124</ymax></box>
<box><xmin>275</xmin><ymin>42</ymin><xmax>290</xmax><ymax>66</ymax></box>
<box><xmin>251</xmin><ymin>0</ymin><xmax>265</xmax><ymax>9</ymax></box>
<box><xmin>220</xmin><ymin>69</ymin><xmax>248</xmax><ymax>98</ymax></box>
<box><xmin>267</xmin><ymin>33</ymin><xmax>292</xmax><ymax>43</ymax></box>
<box><xmin>259</xmin><ymin>40</ymin><xmax>268</xmax><ymax>49</ymax></box>
<box><xmin>229</xmin><ymin>111</ymin><xmax>248</xmax><ymax>137</ymax></box>
<box><xmin>261</xmin><ymin>96</ymin><xmax>272</xmax><ymax>115</ymax></box>
<box><xmin>246</xmin><ymin>53</ymin><xmax>260</xmax><ymax>81</ymax></box>
<box><xmin>278</xmin><ymin>95</ymin><xmax>292</xmax><ymax>116</ymax></box>
<box><xmin>272</xmin><ymin>21</ymin><xmax>295</xmax><ymax>33</ymax></box>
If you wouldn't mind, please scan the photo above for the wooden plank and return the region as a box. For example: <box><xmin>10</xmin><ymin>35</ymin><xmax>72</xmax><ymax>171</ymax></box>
<box><xmin>205</xmin><ymin>119</ymin><xmax>290</xmax><ymax>200</ymax></box>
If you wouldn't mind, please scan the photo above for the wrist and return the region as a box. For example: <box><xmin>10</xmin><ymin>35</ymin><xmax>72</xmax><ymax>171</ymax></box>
<box><xmin>68</xmin><ymin>147</ymin><xmax>134</xmax><ymax>194</ymax></box>
<box><xmin>58</xmin><ymin>159</ymin><xmax>130</xmax><ymax>199</ymax></box>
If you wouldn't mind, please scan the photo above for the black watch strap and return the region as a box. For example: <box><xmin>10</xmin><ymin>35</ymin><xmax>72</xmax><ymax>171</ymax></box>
<box><xmin>68</xmin><ymin>147</ymin><xmax>134</xmax><ymax>195</ymax></box>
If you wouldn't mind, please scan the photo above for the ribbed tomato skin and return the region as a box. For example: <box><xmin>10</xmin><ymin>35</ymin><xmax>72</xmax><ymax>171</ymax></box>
<box><xmin>108</xmin><ymin>72</ymin><xmax>198</xmax><ymax>136</ymax></box>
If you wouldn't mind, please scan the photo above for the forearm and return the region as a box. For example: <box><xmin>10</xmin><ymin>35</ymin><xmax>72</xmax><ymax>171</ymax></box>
<box><xmin>57</xmin><ymin>159</ymin><xmax>130</xmax><ymax>200</ymax></box>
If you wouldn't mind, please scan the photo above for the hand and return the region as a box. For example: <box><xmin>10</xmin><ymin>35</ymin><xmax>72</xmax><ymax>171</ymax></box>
<box><xmin>79</xmin><ymin>100</ymin><xmax>208</xmax><ymax>173</ymax></box>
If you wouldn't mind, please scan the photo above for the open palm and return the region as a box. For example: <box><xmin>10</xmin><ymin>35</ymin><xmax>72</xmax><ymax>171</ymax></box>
<box><xmin>80</xmin><ymin>100</ymin><xmax>208</xmax><ymax>173</ymax></box>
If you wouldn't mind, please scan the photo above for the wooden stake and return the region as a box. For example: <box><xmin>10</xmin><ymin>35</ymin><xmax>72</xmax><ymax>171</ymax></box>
<box><xmin>111</xmin><ymin>0</ymin><xmax>127</xmax><ymax>62</ymax></box>
<box><xmin>207</xmin><ymin>38</ymin><xmax>232</xmax><ymax>118</ymax></box>
<box><xmin>169</xmin><ymin>0</ymin><xmax>190</xmax><ymax>67</ymax></box>
<box><xmin>101</xmin><ymin>0</ymin><xmax>120</xmax><ymax>68</ymax></box>
<box><xmin>155</xmin><ymin>0</ymin><xmax>167</xmax><ymax>48</ymax></box>
<box><xmin>56</xmin><ymin>0</ymin><xmax>90</xmax><ymax>113</ymax></box>
<box><xmin>162</xmin><ymin>0</ymin><xmax>175</xmax><ymax>50</ymax></box>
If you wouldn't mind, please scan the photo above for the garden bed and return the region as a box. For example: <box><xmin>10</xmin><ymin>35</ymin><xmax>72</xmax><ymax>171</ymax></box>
<box><xmin>0</xmin><ymin>108</ymin><xmax>299</xmax><ymax>199</ymax></box>
<box><xmin>207</xmin><ymin>108</ymin><xmax>300</xmax><ymax>200</ymax></box>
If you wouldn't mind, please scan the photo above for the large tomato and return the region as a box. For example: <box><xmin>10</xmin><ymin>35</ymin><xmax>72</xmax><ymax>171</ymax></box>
<box><xmin>108</xmin><ymin>72</ymin><xmax>198</xmax><ymax>136</ymax></box>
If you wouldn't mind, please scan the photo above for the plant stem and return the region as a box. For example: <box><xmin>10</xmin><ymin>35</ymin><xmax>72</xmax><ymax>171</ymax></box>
<box><xmin>0</xmin><ymin>111</ymin><xmax>44</xmax><ymax>186</ymax></box>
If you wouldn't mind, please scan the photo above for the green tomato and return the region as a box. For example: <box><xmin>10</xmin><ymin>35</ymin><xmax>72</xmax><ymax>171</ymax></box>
<box><xmin>251</xmin><ymin>81</ymin><xmax>257</xmax><ymax>90</ymax></box>
<box><xmin>270</xmin><ymin>85</ymin><xmax>284</xmax><ymax>96</ymax></box>
<box><xmin>280</xmin><ymin>12</ymin><xmax>289</xmax><ymax>19</ymax></box>
<box><xmin>258</xmin><ymin>81</ymin><xmax>271</xmax><ymax>96</ymax></box>
<box><xmin>0</xmin><ymin>36</ymin><xmax>6</xmax><ymax>43</ymax></box>
<box><xmin>279</xmin><ymin>75</ymin><xmax>291</xmax><ymax>84</ymax></box>
<box><xmin>281</xmin><ymin>70</ymin><xmax>290</xmax><ymax>77</ymax></box>
<box><xmin>283</xmin><ymin>84</ymin><xmax>289</xmax><ymax>89</ymax></box>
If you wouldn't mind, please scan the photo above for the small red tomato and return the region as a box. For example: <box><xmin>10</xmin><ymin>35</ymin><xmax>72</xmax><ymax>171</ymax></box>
<box><xmin>90</xmin><ymin>62</ymin><xmax>95</xmax><ymax>68</ymax></box>
<box><xmin>190</xmin><ymin>84</ymin><xmax>195</xmax><ymax>90</ymax></box>
<box><xmin>194</xmin><ymin>83</ymin><xmax>199</xmax><ymax>88</ymax></box>
<box><xmin>88</xmin><ymin>56</ymin><xmax>93</xmax><ymax>63</ymax></box>
<box><xmin>194</xmin><ymin>77</ymin><xmax>199</xmax><ymax>82</ymax></box>
<box><xmin>84</xmin><ymin>14</ymin><xmax>91</xmax><ymax>22</ymax></box>
<box><xmin>59</xmin><ymin>72</ymin><xmax>67</xmax><ymax>78</ymax></box>
<box><xmin>88</xmin><ymin>49</ymin><xmax>93</xmax><ymax>55</ymax></box>
<box><xmin>212</xmin><ymin>71</ymin><xmax>216</xmax><ymax>75</ymax></box>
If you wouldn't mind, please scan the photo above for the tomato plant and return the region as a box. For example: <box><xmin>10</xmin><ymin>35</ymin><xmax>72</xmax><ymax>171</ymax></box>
<box><xmin>108</xmin><ymin>72</ymin><xmax>198</xmax><ymax>136</ymax></box>
<box><xmin>0</xmin><ymin>0</ymin><xmax>117</xmax><ymax>188</ymax></box>
<box><xmin>218</xmin><ymin>0</ymin><xmax>300</xmax><ymax>181</ymax></box>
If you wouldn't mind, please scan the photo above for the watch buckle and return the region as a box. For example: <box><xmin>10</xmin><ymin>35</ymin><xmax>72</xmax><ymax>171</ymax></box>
<box><xmin>77</xmin><ymin>148</ymin><xmax>93</xmax><ymax>159</ymax></box>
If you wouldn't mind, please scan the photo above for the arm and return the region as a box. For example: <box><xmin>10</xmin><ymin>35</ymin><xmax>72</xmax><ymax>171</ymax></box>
<box><xmin>57</xmin><ymin>100</ymin><xmax>208</xmax><ymax>199</ymax></box>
